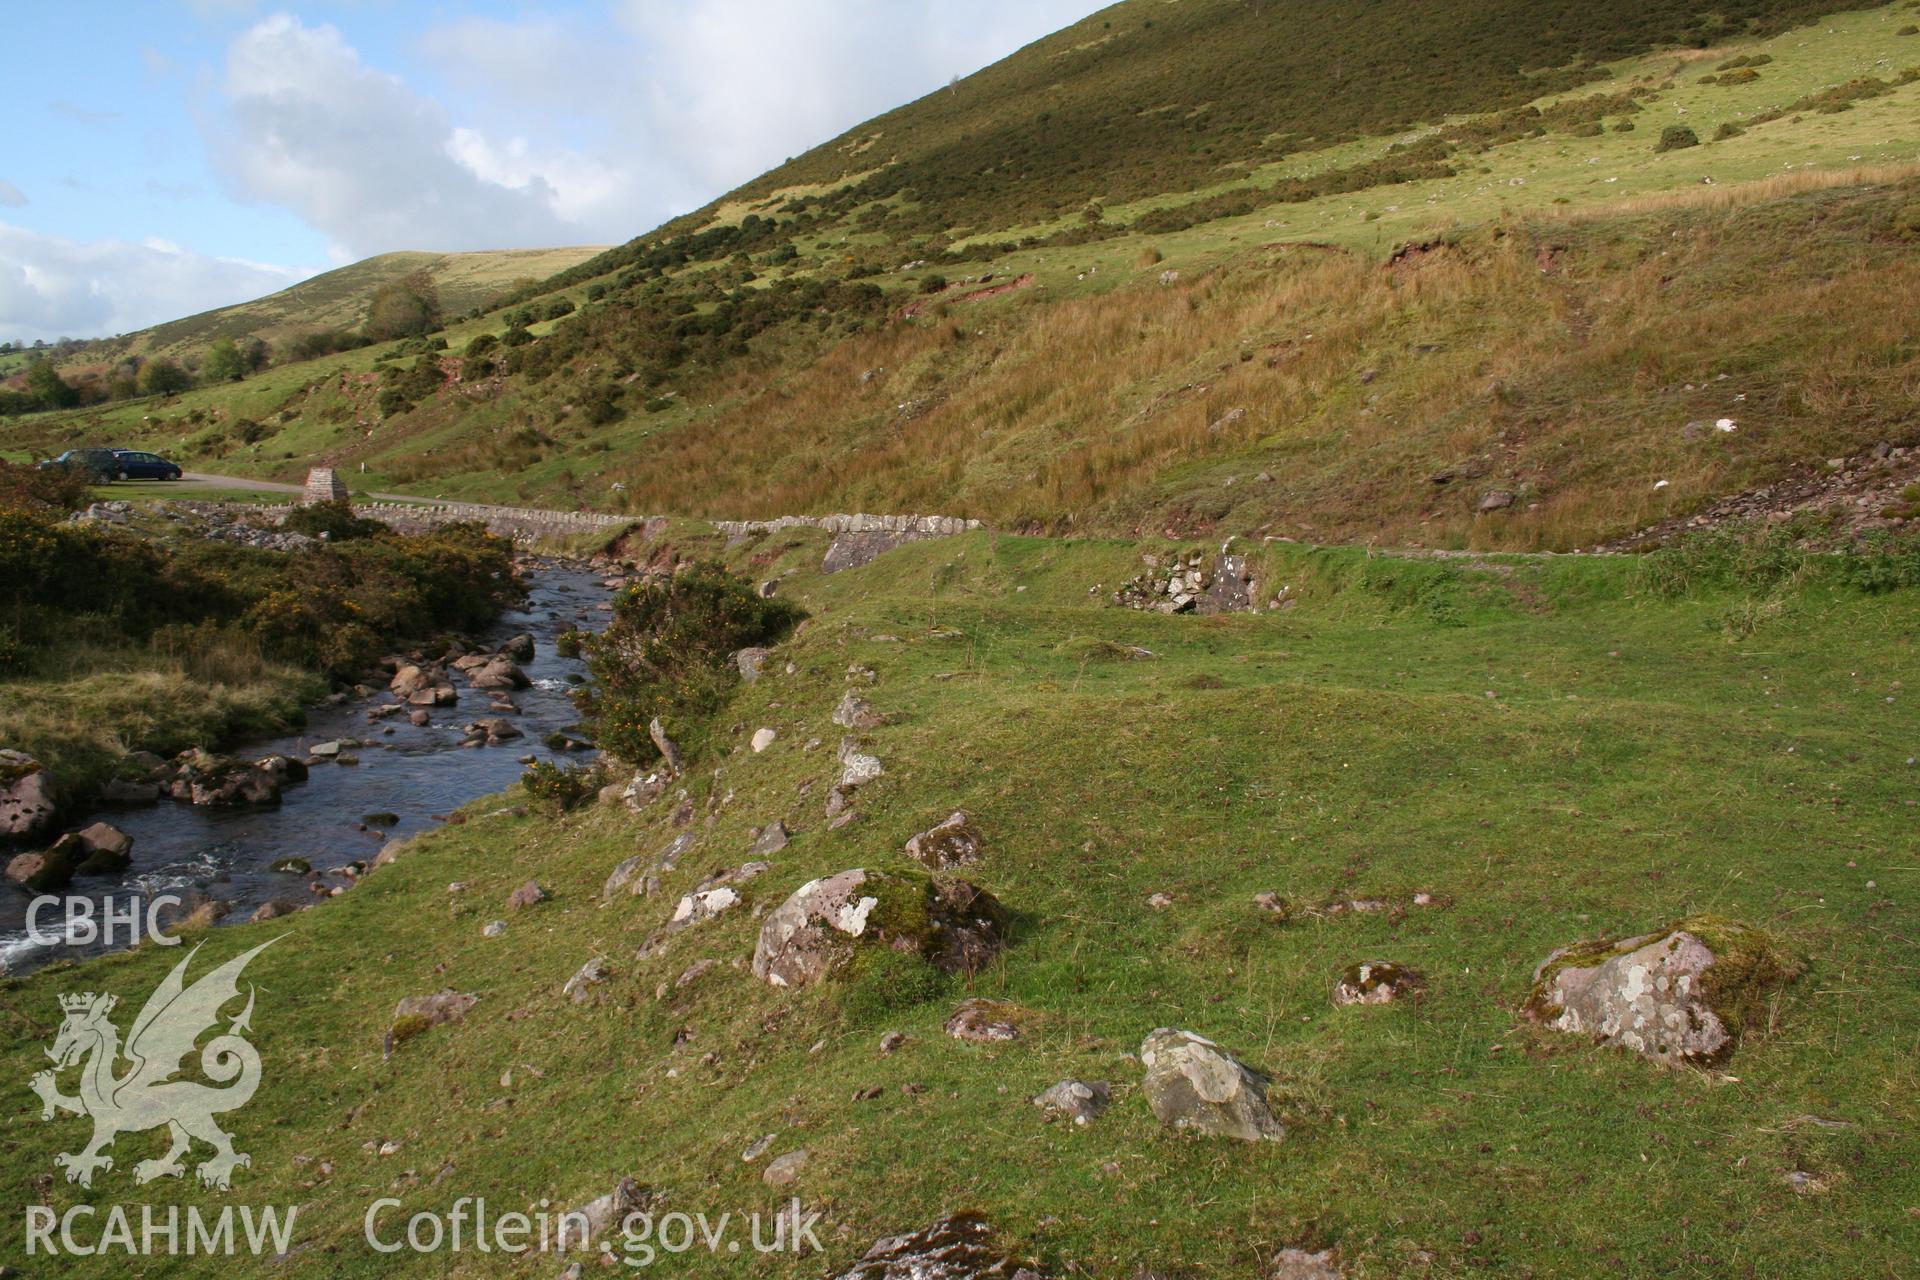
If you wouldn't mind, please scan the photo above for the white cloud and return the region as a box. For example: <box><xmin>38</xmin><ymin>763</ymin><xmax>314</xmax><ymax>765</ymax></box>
<box><xmin>0</xmin><ymin>221</ymin><xmax>309</xmax><ymax>344</ymax></box>
<box><xmin>203</xmin><ymin>2</ymin><xmax>1103</xmax><ymax>258</ymax></box>
<box><xmin>208</xmin><ymin>14</ymin><xmax>582</xmax><ymax>258</ymax></box>
<box><xmin>0</xmin><ymin>180</ymin><xmax>25</xmax><ymax>209</ymax></box>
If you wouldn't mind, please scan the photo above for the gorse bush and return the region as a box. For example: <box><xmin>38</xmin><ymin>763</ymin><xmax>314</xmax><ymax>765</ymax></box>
<box><xmin>0</xmin><ymin>459</ymin><xmax>92</xmax><ymax>514</ymax></box>
<box><xmin>579</xmin><ymin>563</ymin><xmax>804</xmax><ymax>765</ymax></box>
<box><xmin>521</xmin><ymin>760</ymin><xmax>603</xmax><ymax>813</ymax></box>
<box><xmin>279</xmin><ymin>501</ymin><xmax>384</xmax><ymax>542</ymax></box>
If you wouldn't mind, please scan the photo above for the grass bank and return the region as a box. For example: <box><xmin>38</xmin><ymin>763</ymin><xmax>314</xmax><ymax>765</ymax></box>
<box><xmin>1</xmin><ymin>528</ymin><xmax>1912</xmax><ymax>1276</ymax></box>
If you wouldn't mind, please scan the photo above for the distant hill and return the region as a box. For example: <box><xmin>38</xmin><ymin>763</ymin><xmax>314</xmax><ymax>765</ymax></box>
<box><xmin>66</xmin><ymin>245</ymin><xmax>605</xmax><ymax>368</ymax></box>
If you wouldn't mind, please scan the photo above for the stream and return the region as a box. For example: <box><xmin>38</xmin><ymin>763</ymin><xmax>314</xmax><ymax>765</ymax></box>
<box><xmin>0</xmin><ymin>560</ymin><xmax>611</xmax><ymax>974</ymax></box>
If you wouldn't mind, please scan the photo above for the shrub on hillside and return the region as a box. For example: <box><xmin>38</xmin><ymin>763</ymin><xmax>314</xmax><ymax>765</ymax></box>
<box><xmin>0</xmin><ymin>459</ymin><xmax>91</xmax><ymax>514</ymax></box>
<box><xmin>579</xmin><ymin>563</ymin><xmax>803</xmax><ymax>766</ymax></box>
<box><xmin>1654</xmin><ymin>125</ymin><xmax>1701</xmax><ymax>152</ymax></box>
<box><xmin>0</xmin><ymin>508</ymin><xmax>515</xmax><ymax>681</ymax></box>
<box><xmin>521</xmin><ymin>760</ymin><xmax>602</xmax><ymax>813</ymax></box>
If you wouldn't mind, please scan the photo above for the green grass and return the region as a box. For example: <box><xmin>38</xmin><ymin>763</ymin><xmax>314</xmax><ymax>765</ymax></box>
<box><xmin>3</xmin><ymin>530</ymin><xmax>1913</xmax><ymax>1276</ymax></box>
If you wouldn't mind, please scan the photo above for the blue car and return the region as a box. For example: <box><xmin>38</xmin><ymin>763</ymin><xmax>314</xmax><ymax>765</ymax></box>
<box><xmin>111</xmin><ymin>450</ymin><xmax>183</xmax><ymax>481</ymax></box>
<box><xmin>39</xmin><ymin>449</ymin><xmax>123</xmax><ymax>481</ymax></box>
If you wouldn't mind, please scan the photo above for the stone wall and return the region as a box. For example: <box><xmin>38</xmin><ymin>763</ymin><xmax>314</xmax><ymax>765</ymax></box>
<box><xmin>713</xmin><ymin>512</ymin><xmax>984</xmax><ymax>573</ymax></box>
<box><xmin>210</xmin><ymin>500</ymin><xmax>632</xmax><ymax>547</ymax></box>
<box><xmin>711</xmin><ymin>513</ymin><xmax>981</xmax><ymax>539</ymax></box>
<box><xmin>194</xmin><ymin>500</ymin><xmax>978</xmax><ymax>560</ymax></box>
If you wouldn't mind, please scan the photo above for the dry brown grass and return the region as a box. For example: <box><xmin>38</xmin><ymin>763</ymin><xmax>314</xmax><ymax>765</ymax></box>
<box><xmin>591</xmin><ymin>174</ymin><xmax>1920</xmax><ymax>551</ymax></box>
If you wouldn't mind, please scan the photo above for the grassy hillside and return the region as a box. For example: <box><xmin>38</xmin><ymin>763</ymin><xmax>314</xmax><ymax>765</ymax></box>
<box><xmin>3</xmin><ymin>524</ymin><xmax>1915</xmax><ymax>1276</ymax></box>
<box><xmin>680</xmin><ymin>0</ymin><xmax>1870</xmax><ymax>235</ymax></box>
<box><xmin>7</xmin><ymin>5</ymin><xmax>1918</xmax><ymax>549</ymax></box>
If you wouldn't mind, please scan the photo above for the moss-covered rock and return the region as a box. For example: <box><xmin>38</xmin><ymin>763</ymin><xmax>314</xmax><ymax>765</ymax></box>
<box><xmin>751</xmin><ymin>866</ymin><xmax>1008</xmax><ymax>989</ymax></box>
<box><xmin>1524</xmin><ymin>915</ymin><xmax>1802</xmax><ymax>1066</ymax></box>
<box><xmin>385</xmin><ymin>991</ymin><xmax>478</xmax><ymax>1054</ymax></box>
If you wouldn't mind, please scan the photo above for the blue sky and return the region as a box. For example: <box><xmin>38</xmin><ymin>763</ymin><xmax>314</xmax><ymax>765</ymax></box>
<box><xmin>0</xmin><ymin>0</ymin><xmax>1103</xmax><ymax>344</ymax></box>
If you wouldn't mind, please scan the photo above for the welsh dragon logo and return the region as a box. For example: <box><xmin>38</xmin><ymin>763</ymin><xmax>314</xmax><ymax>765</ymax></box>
<box><xmin>30</xmin><ymin>939</ymin><xmax>275</xmax><ymax>1190</ymax></box>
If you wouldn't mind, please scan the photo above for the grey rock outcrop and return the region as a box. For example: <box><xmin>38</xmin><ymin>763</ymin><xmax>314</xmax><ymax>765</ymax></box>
<box><xmin>387</xmin><ymin>991</ymin><xmax>477</xmax><ymax>1054</ymax></box>
<box><xmin>1139</xmin><ymin>1028</ymin><xmax>1285</xmax><ymax>1142</ymax></box>
<box><xmin>1111</xmin><ymin>550</ymin><xmax>1257</xmax><ymax>615</ymax></box>
<box><xmin>1268</xmin><ymin>1248</ymin><xmax>1343</xmax><ymax>1280</ymax></box>
<box><xmin>562</xmin><ymin>956</ymin><xmax>611</xmax><ymax>1005</ymax></box>
<box><xmin>832</xmin><ymin>691</ymin><xmax>884</xmax><ymax>730</ymax></box>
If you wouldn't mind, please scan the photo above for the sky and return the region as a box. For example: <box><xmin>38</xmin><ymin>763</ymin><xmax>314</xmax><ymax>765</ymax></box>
<box><xmin>0</xmin><ymin>0</ymin><xmax>1104</xmax><ymax>345</ymax></box>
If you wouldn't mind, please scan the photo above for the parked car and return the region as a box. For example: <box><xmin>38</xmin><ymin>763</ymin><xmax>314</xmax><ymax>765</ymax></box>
<box><xmin>38</xmin><ymin>449</ymin><xmax>124</xmax><ymax>482</ymax></box>
<box><xmin>111</xmin><ymin>449</ymin><xmax>183</xmax><ymax>481</ymax></box>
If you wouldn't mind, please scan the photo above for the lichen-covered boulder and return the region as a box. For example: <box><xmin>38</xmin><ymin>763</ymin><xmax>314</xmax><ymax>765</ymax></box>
<box><xmin>832</xmin><ymin>1213</ymin><xmax>1042</xmax><ymax>1280</ymax></box>
<box><xmin>904</xmin><ymin>812</ymin><xmax>983</xmax><ymax>869</ymax></box>
<box><xmin>751</xmin><ymin>868</ymin><xmax>1008</xmax><ymax>989</ymax></box>
<box><xmin>602</xmin><ymin>855</ymin><xmax>645</xmax><ymax>899</ymax></box>
<box><xmin>0</xmin><ymin>750</ymin><xmax>58</xmax><ymax>839</ymax></box>
<box><xmin>1524</xmin><ymin>916</ymin><xmax>1801</xmax><ymax>1066</ymax></box>
<box><xmin>1139</xmin><ymin>1028</ymin><xmax>1285</xmax><ymax>1142</ymax></box>
<box><xmin>1332</xmin><ymin>961</ymin><xmax>1424</xmax><ymax>1006</ymax></box>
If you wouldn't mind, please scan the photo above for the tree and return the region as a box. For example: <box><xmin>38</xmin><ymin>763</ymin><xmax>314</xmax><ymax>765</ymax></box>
<box><xmin>139</xmin><ymin>359</ymin><xmax>192</xmax><ymax>397</ymax></box>
<box><xmin>24</xmin><ymin>359</ymin><xmax>79</xmax><ymax>409</ymax></box>
<box><xmin>202</xmin><ymin>337</ymin><xmax>245</xmax><ymax>383</ymax></box>
<box><xmin>364</xmin><ymin>271</ymin><xmax>443</xmax><ymax>341</ymax></box>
